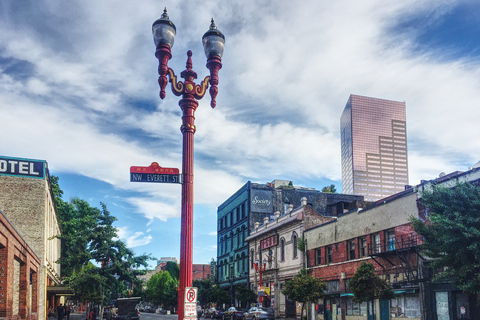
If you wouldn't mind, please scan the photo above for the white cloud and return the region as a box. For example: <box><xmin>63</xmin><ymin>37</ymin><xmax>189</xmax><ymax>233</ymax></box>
<box><xmin>117</xmin><ymin>226</ymin><xmax>153</xmax><ymax>248</ymax></box>
<box><xmin>1</xmin><ymin>0</ymin><xmax>480</xmax><ymax>261</ymax></box>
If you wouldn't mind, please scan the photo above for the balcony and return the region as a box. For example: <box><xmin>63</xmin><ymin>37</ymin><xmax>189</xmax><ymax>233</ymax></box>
<box><xmin>369</xmin><ymin>233</ymin><xmax>423</xmax><ymax>256</ymax></box>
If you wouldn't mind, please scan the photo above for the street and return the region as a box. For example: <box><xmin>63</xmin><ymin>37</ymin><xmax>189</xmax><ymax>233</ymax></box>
<box><xmin>68</xmin><ymin>312</ymin><xmax>180</xmax><ymax>320</ymax></box>
<box><xmin>139</xmin><ymin>312</ymin><xmax>179</xmax><ymax>320</ymax></box>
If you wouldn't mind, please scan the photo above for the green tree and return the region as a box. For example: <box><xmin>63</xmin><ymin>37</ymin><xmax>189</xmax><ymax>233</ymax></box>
<box><xmin>321</xmin><ymin>184</ymin><xmax>337</xmax><ymax>193</ymax></box>
<box><xmin>193</xmin><ymin>279</ymin><xmax>214</xmax><ymax>307</ymax></box>
<box><xmin>282</xmin><ymin>269</ymin><xmax>326</xmax><ymax>320</ymax></box>
<box><xmin>51</xmin><ymin>176</ymin><xmax>151</xmax><ymax>314</ymax></box>
<box><xmin>411</xmin><ymin>182</ymin><xmax>480</xmax><ymax>302</ymax></box>
<box><xmin>348</xmin><ymin>262</ymin><xmax>394</xmax><ymax>319</ymax></box>
<box><xmin>211</xmin><ymin>285</ymin><xmax>230</xmax><ymax>306</ymax></box>
<box><xmin>164</xmin><ymin>261</ymin><xmax>180</xmax><ymax>280</ymax></box>
<box><xmin>235</xmin><ymin>285</ymin><xmax>257</xmax><ymax>308</ymax></box>
<box><xmin>146</xmin><ymin>271</ymin><xmax>178</xmax><ymax>309</ymax></box>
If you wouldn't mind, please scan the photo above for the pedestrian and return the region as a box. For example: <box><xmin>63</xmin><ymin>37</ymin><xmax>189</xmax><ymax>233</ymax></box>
<box><xmin>89</xmin><ymin>310</ymin><xmax>94</xmax><ymax>320</ymax></box>
<box><xmin>57</xmin><ymin>304</ymin><xmax>65</xmax><ymax>320</ymax></box>
<box><xmin>66</xmin><ymin>305</ymin><xmax>71</xmax><ymax>320</ymax></box>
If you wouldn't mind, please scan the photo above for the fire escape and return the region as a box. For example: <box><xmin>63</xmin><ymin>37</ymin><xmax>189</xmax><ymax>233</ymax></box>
<box><xmin>368</xmin><ymin>232</ymin><xmax>424</xmax><ymax>289</ymax></box>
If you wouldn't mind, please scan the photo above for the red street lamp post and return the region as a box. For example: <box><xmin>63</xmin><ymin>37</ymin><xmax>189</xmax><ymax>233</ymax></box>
<box><xmin>254</xmin><ymin>259</ymin><xmax>267</xmax><ymax>287</ymax></box>
<box><xmin>152</xmin><ymin>8</ymin><xmax>225</xmax><ymax>320</ymax></box>
<box><xmin>254</xmin><ymin>259</ymin><xmax>267</xmax><ymax>305</ymax></box>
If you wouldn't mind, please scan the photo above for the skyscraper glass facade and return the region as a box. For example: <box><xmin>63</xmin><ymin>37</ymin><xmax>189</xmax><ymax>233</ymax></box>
<box><xmin>341</xmin><ymin>94</ymin><xmax>409</xmax><ymax>201</ymax></box>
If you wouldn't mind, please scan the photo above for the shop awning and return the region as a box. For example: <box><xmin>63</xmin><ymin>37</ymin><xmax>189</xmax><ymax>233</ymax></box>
<box><xmin>47</xmin><ymin>286</ymin><xmax>75</xmax><ymax>295</ymax></box>
<box><xmin>393</xmin><ymin>289</ymin><xmax>416</xmax><ymax>294</ymax></box>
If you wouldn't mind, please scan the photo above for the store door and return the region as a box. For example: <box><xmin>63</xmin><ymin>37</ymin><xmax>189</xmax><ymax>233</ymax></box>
<box><xmin>380</xmin><ymin>299</ymin><xmax>389</xmax><ymax>320</ymax></box>
<box><xmin>286</xmin><ymin>298</ymin><xmax>296</xmax><ymax>317</ymax></box>
<box><xmin>324</xmin><ymin>299</ymin><xmax>332</xmax><ymax>320</ymax></box>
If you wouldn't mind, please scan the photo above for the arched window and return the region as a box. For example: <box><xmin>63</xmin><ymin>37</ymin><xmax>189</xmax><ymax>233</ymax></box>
<box><xmin>280</xmin><ymin>238</ymin><xmax>285</xmax><ymax>261</ymax></box>
<box><xmin>292</xmin><ymin>232</ymin><xmax>298</xmax><ymax>259</ymax></box>
<box><xmin>237</xmin><ymin>228</ymin><xmax>242</xmax><ymax>248</ymax></box>
<box><xmin>241</xmin><ymin>252</ymin><xmax>246</xmax><ymax>273</ymax></box>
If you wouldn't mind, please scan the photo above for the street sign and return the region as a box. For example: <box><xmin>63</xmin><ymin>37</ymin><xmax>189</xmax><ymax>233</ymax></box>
<box><xmin>184</xmin><ymin>287</ymin><xmax>198</xmax><ymax>319</ymax></box>
<box><xmin>130</xmin><ymin>172</ymin><xmax>181</xmax><ymax>183</ymax></box>
<box><xmin>185</xmin><ymin>288</ymin><xmax>197</xmax><ymax>303</ymax></box>
<box><xmin>130</xmin><ymin>162</ymin><xmax>181</xmax><ymax>184</ymax></box>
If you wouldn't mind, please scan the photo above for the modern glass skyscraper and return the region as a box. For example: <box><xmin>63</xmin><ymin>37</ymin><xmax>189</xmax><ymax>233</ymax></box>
<box><xmin>341</xmin><ymin>94</ymin><xmax>409</xmax><ymax>201</ymax></box>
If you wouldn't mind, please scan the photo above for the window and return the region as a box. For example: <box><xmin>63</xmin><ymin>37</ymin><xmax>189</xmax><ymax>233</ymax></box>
<box><xmin>250</xmin><ymin>249</ymin><xmax>255</xmax><ymax>268</ymax></box>
<box><xmin>280</xmin><ymin>238</ymin><xmax>285</xmax><ymax>261</ymax></box>
<box><xmin>348</xmin><ymin>240</ymin><xmax>356</xmax><ymax>260</ymax></box>
<box><xmin>386</xmin><ymin>229</ymin><xmax>396</xmax><ymax>251</ymax></box>
<box><xmin>316</xmin><ymin>248</ymin><xmax>322</xmax><ymax>265</ymax></box>
<box><xmin>359</xmin><ymin>237</ymin><xmax>367</xmax><ymax>257</ymax></box>
<box><xmin>372</xmin><ymin>233</ymin><xmax>381</xmax><ymax>253</ymax></box>
<box><xmin>345</xmin><ymin>297</ymin><xmax>367</xmax><ymax>316</ymax></box>
<box><xmin>236</xmin><ymin>208</ymin><xmax>240</xmax><ymax>222</ymax></box>
<box><xmin>293</xmin><ymin>233</ymin><xmax>298</xmax><ymax>259</ymax></box>
<box><xmin>326</xmin><ymin>246</ymin><xmax>333</xmax><ymax>263</ymax></box>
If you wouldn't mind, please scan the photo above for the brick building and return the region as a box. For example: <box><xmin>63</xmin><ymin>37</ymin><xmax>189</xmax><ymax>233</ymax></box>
<box><xmin>0</xmin><ymin>156</ymin><xmax>63</xmax><ymax>320</ymax></box>
<box><xmin>1</xmin><ymin>209</ymin><xmax>41</xmax><ymax>320</ymax></box>
<box><xmin>192</xmin><ymin>264</ymin><xmax>211</xmax><ymax>281</ymax></box>
<box><xmin>305</xmin><ymin>165</ymin><xmax>480</xmax><ymax>320</ymax></box>
<box><xmin>217</xmin><ymin>180</ymin><xmax>364</xmax><ymax>308</ymax></box>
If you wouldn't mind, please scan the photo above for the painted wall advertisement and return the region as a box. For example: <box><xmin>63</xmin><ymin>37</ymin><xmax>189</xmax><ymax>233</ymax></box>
<box><xmin>250</xmin><ymin>189</ymin><xmax>273</xmax><ymax>213</ymax></box>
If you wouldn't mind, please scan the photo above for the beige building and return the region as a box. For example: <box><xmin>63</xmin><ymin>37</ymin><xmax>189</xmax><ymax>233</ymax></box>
<box><xmin>246</xmin><ymin>198</ymin><xmax>334</xmax><ymax>318</ymax></box>
<box><xmin>0</xmin><ymin>156</ymin><xmax>62</xmax><ymax>320</ymax></box>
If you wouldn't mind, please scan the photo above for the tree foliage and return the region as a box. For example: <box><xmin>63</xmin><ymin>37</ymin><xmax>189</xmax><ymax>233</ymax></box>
<box><xmin>164</xmin><ymin>261</ymin><xmax>180</xmax><ymax>280</ymax></box>
<box><xmin>411</xmin><ymin>182</ymin><xmax>480</xmax><ymax>296</ymax></box>
<box><xmin>211</xmin><ymin>285</ymin><xmax>230</xmax><ymax>306</ymax></box>
<box><xmin>348</xmin><ymin>262</ymin><xmax>394</xmax><ymax>304</ymax></box>
<box><xmin>146</xmin><ymin>271</ymin><xmax>178</xmax><ymax>309</ymax></box>
<box><xmin>282</xmin><ymin>269</ymin><xmax>326</xmax><ymax>319</ymax></box>
<box><xmin>193</xmin><ymin>279</ymin><xmax>214</xmax><ymax>307</ymax></box>
<box><xmin>235</xmin><ymin>285</ymin><xmax>257</xmax><ymax>306</ymax></box>
<box><xmin>51</xmin><ymin>176</ymin><xmax>151</xmax><ymax>304</ymax></box>
<box><xmin>321</xmin><ymin>184</ymin><xmax>337</xmax><ymax>193</ymax></box>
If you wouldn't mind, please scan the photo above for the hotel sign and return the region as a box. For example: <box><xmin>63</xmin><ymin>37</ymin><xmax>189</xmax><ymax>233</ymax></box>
<box><xmin>260</xmin><ymin>234</ymin><xmax>278</xmax><ymax>250</ymax></box>
<box><xmin>0</xmin><ymin>156</ymin><xmax>45</xmax><ymax>179</ymax></box>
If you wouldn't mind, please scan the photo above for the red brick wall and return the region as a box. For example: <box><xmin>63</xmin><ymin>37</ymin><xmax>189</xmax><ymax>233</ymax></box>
<box><xmin>0</xmin><ymin>211</ymin><xmax>41</xmax><ymax>320</ymax></box>
<box><xmin>308</xmin><ymin>223</ymin><xmax>420</xmax><ymax>283</ymax></box>
<box><xmin>192</xmin><ymin>264</ymin><xmax>211</xmax><ymax>280</ymax></box>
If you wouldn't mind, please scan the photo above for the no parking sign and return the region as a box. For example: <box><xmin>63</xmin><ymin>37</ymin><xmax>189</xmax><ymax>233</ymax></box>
<box><xmin>184</xmin><ymin>287</ymin><xmax>198</xmax><ymax>319</ymax></box>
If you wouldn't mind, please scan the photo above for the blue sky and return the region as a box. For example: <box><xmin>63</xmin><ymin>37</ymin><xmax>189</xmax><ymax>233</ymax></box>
<box><xmin>1</xmin><ymin>0</ymin><xmax>480</xmax><ymax>267</ymax></box>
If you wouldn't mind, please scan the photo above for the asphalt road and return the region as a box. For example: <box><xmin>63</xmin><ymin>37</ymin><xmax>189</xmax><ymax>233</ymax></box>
<box><xmin>139</xmin><ymin>312</ymin><xmax>179</xmax><ymax>320</ymax></box>
<box><xmin>68</xmin><ymin>312</ymin><xmax>180</xmax><ymax>320</ymax></box>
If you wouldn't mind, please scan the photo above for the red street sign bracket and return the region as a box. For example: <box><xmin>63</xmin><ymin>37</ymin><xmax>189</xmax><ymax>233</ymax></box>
<box><xmin>130</xmin><ymin>162</ymin><xmax>180</xmax><ymax>175</ymax></box>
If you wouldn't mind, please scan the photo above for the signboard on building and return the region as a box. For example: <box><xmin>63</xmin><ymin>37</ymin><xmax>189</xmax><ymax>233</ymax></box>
<box><xmin>130</xmin><ymin>162</ymin><xmax>181</xmax><ymax>184</ymax></box>
<box><xmin>250</xmin><ymin>189</ymin><xmax>273</xmax><ymax>213</ymax></box>
<box><xmin>260</xmin><ymin>234</ymin><xmax>278</xmax><ymax>250</ymax></box>
<box><xmin>184</xmin><ymin>287</ymin><xmax>198</xmax><ymax>320</ymax></box>
<box><xmin>0</xmin><ymin>156</ymin><xmax>45</xmax><ymax>179</ymax></box>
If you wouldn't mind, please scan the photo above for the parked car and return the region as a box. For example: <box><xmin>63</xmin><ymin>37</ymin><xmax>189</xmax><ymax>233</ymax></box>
<box><xmin>242</xmin><ymin>307</ymin><xmax>274</xmax><ymax>320</ymax></box>
<box><xmin>223</xmin><ymin>307</ymin><xmax>245</xmax><ymax>320</ymax></box>
<box><xmin>205</xmin><ymin>308</ymin><xmax>225</xmax><ymax>319</ymax></box>
<box><xmin>110</xmin><ymin>297</ymin><xmax>141</xmax><ymax>320</ymax></box>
